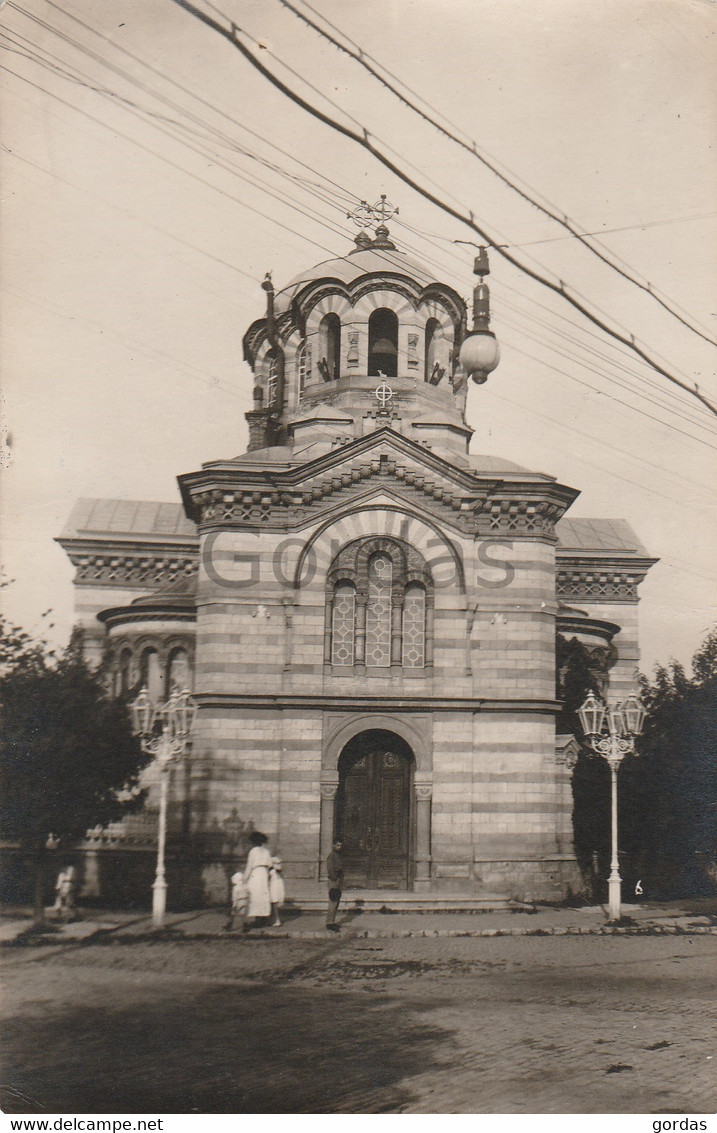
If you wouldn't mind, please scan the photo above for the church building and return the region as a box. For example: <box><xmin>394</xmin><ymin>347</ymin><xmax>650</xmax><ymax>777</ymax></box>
<box><xmin>59</xmin><ymin>206</ymin><xmax>656</xmax><ymax>903</ymax></box>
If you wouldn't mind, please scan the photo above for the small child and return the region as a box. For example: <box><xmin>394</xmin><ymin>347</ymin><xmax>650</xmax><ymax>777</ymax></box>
<box><xmin>269</xmin><ymin>856</ymin><xmax>285</xmax><ymax>926</ymax></box>
<box><xmin>224</xmin><ymin>869</ymin><xmax>248</xmax><ymax>932</ymax></box>
<box><xmin>54</xmin><ymin>864</ymin><xmax>77</xmax><ymax>922</ymax></box>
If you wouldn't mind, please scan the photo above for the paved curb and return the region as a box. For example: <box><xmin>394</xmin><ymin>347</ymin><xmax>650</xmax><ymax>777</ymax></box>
<box><xmin>198</xmin><ymin>924</ymin><xmax>717</xmax><ymax>940</ymax></box>
<box><xmin>4</xmin><ymin>917</ymin><xmax>716</xmax><ymax>946</ymax></box>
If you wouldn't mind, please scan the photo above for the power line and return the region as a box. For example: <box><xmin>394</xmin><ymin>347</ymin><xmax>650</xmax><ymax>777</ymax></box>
<box><xmin>2</xmin><ymin>139</ymin><xmax>263</xmax><ymax>292</ymax></box>
<box><xmin>276</xmin><ymin>0</ymin><xmax>717</xmax><ymax>349</ymax></box>
<box><xmin>6</xmin><ymin>3</ymin><xmax>716</xmax><ymax>449</ymax></box>
<box><xmin>10</xmin><ymin>40</ymin><xmax>713</xmax><ymax>450</ymax></box>
<box><xmin>20</xmin><ymin>0</ymin><xmax>712</xmax><ymax>435</ymax></box>
<box><xmin>168</xmin><ymin>0</ymin><xmax>717</xmax><ymax>417</ymax></box>
<box><xmin>35</xmin><ymin>0</ymin><xmax>358</xmax><ymax>209</ymax></box>
<box><xmin>0</xmin><ymin>63</ymin><xmax>343</xmax><ymax>262</ymax></box>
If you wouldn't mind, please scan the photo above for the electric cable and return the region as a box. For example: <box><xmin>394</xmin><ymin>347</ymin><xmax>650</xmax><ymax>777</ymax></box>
<box><xmin>17</xmin><ymin>1</ymin><xmax>712</xmax><ymax>431</ymax></box>
<box><xmin>5</xmin><ymin>5</ymin><xmax>716</xmax><ymax>445</ymax></box>
<box><xmin>276</xmin><ymin>0</ymin><xmax>717</xmax><ymax>348</ymax></box>
<box><xmin>167</xmin><ymin>0</ymin><xmax>717</xmax><ymax>416</ymax></box>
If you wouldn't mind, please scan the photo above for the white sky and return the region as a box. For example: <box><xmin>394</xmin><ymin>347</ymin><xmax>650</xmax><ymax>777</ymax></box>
<box><xmin>1</xmin><ymin>0</ymin><xmax>715</xmax><ymax>673</ymax></box>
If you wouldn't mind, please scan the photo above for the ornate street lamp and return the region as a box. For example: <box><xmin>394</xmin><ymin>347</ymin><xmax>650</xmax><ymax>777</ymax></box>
<box><xmin>130</xmin><ymin>686</ymin><xmax>197</xmax><ymax>928</ymax></box>
<box><xmin>458</xmin><ymin>247</ymin><xmax>501</xmax><ymax>384</ymax></box>
<box><xmin>577</xmin><ymin>691</ymin><xmax>646</xmax><ymax>922</ymax></box>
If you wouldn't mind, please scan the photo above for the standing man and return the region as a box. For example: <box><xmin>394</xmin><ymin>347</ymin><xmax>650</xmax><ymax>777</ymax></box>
<box><xmin>326</xmin><ymin>838</ymin><xmax>344</xmax><ymax>933</ymax></box>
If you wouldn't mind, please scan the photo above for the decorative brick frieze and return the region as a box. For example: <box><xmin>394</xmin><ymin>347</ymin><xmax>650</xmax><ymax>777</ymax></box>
<box><xmin>557</xmin><ymin>568</ymin><xmax>641</xmax><ymax>602</ymax></box>
<box><xmin>473</xmin><ymin>499</ymin><xmax>564</xmax><ymax>539</ymax></box>
<box><xmin>189</xmin><ymin>463</ymin><xmax>572</xmax><ymax>540</ymax></box>
<box><xmin>67</xmin><ymin>552</ymin><xmax>198</xmax><ymax>589</ymax></box>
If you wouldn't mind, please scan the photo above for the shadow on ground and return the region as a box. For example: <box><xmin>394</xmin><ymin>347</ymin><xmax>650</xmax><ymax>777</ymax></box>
<box><xmin>1</xmin><ymin>978</ymin><xmax>452</xmax><ymax>1113</ymax></box>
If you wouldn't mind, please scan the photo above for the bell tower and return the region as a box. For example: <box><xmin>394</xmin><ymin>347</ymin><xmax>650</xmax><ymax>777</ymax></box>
<box><xmin>241</xmin><ymin>197</ymin><xmax>499</xmax><ymax>465</ymax></box>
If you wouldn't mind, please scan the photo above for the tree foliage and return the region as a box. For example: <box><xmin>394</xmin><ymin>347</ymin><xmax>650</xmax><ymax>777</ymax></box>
<box><xmin>0</xmin><ymin>613</ymin><xmax>150</xmax><ymax>914</ymax></box>
<box><xmin>621</xmin><ymin>627</ymin><xmax>717</xmax><ymax>897</ymax></box>
<box><xmin>556</xmin><ymin>634</ymin><xmax>611</xmax><ymax>892</ymax></box>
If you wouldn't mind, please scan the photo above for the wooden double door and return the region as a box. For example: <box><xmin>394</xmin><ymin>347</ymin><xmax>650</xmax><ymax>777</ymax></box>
<box><xmin>335</xmin><ymin>730</ymin><xmax>413</xmax><ymax>889</ymax></box>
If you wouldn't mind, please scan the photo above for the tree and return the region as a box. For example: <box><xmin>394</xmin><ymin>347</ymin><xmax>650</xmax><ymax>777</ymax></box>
<box><xmin>0</xmin><ymin>620</ymin><xmax>150</xmax><ymax>924</ymax></box>
<box><xmin>620</xmin><ymin>627</ymin><xmax>717</xmax><ymax>898</ymax></box>
<box><xmin>556</xmin><ymin>634</ymin><xmax>611</xmax><ymax>896</ymax></box>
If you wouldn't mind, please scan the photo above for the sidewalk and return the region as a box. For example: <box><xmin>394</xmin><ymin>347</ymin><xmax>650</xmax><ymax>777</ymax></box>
<box><xmin>2</xmin><ymin>898</ymin><xmax>716</xmax><ymax>945</ymax></box>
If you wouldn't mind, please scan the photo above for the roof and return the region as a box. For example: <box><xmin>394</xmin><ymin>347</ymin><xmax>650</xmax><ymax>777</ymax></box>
<box><xmin>131</xmin><ymin>574</ymin><xmax>197</xmax><ymax>604</ymax></box>
<box><xmin>468</xmin><ymin>453</ymin><xmax>537</xmax><ymax>475</ymax></box>
<box><xmin>60</xmin><ymin>498</ymin><xmax>196</xmax><ymax>541</ymax></box>
<box><xmin>60</xmin><ymin>499</ymin><xmax>650</xmax><ymax>560</ymax></box>
<box><xmin>555</xmin><ymin>517</ymin><xmax>651</xmax><ymax>556</ymax></box>
<box><xmin>275</xmin><ymin>245</ymin><xmax>450</xmax><ymax>314</ymax></box>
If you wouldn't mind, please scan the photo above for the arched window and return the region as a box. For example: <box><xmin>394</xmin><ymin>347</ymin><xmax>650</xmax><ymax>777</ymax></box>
<box><xmin>140</xmin><ymin>647</ymin><xmax>162</xmax><ymax>703</ymax></box>
<box><xmin>318</xmin><ymin>313</ymin><xmax>341</xmax><ymax>380</ymax></box>
<box><xmin>365</xmin><ymin>553</ymin><xmax>393</xmax><ymax>667</ymax></box>
<box><xmin>117</xmin><ymin>647</ymin><xmax>133</xmax><ymax>696</ymax></box>
<box><xmin>297</xmin><ymin>341</ymin><xmax>308</xmax><ymax>398</ymax></box>
<box><xmin>368</xmin><ymin>308</ymin><xmax>398</xmax><ymax>377</ymax></box>
<box><xmin>141</xmin><ymin>648</ymin><xmax>162</xmax><ymax>701</ymax></box>
<box><xmin>331</xmin><ymin>583</ymin><xmax>355</xmax><ymax>666</ymax></box>
<box><xmin>266</xmin><ymin>352</ymin><xmax>279</xmax><ymax>405</ymax></box>
<box><xmin>166</xmin><ymin>647</ymin><xmax>191</xmax><ymax>697</ymax></box>
<box><xmin>402</xmin><ymin>586</ymin><xmax>426</xmax><ymax>667</ymax></box>
<box><xmin>327</xmin><ymin>538</ymin><xmax>433</xmax><ymax>671</ymax></box>
<box><xmin>424</xmin><ymin>318</ymin><xmax>442</xmax><ymax>383</ymax></box>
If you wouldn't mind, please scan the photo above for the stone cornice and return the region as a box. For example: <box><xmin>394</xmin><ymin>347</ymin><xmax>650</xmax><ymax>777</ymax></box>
<box><xmin>180</xmin><ymin>429</ymin><xmax>578</xmax><ymax>540</ymax></box>
<box><xmin>99</xmin><ymin>606</ymin><xmax>196</xmax><ymax>629</ymax></box>
<box><xmin>195</xmin><ymin>693</ymin><xmax>562</xmax><ymax>714</ymax></box>
<box><xmin>556</xmin><ymin>555</ymin><xmax>657</xmax><ymax>603</ymax></box>
<box><xmin>59</xmin><ymin>544</ymin><xmax>198</xmax><ymax>589</ymax></box>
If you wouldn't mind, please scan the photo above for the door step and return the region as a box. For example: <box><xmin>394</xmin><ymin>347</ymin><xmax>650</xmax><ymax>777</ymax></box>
<box><xmin>285</xmin><ymin>890</ymin><xmax>526</xmax><ymax>914</ymax></box>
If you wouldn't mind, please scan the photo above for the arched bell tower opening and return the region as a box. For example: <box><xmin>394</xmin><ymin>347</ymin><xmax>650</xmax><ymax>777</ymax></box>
<box><xmin>368</xmin><ymin>308</ymin><xmax>399</xmax><ymax>377</ymax></box>
<box><xmin>318</xmin><ymin>312</ymin><xmax>341</xmax><ymax>380</ymax></box>
<box><xmin>334</xmin><ymin>729</ymin><xmax>414</xmax><ymax>889</ymax></box>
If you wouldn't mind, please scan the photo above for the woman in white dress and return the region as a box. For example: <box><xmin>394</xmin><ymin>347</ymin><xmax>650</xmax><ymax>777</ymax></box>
<box><xmin>240</xmin><ymin>831</ymin><xmax>272</xmax><ymax>931</ymax></box>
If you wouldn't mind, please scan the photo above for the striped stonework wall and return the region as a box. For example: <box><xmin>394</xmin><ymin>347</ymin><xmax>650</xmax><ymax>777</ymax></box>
<box><xmin>469</xmin><ymin>712</ymin><xmax>579</xmax><ymax>899</ymax></box>
<box><xmin>430</xmin><ymin>711</ymin><xmax>475</xmax><ymax>884</ymax></box>
<box><xmin>74</xmin><ymin>584</ymin><xmax>145</xmax><ymax>667</ymax></box>
<box><xmin>192</xmin><ymin>707</ymin><xmax>324</xmax><ymax>902</ymax></box>
<box><xmin>467</xmin><ymin>538</ymin><xmax>557</xmax><ymax>701</ymax></box>
<box><xmin>581</xmin><ymin>601</ymin><xmax>641</xmax><ymax>699</ymax></box>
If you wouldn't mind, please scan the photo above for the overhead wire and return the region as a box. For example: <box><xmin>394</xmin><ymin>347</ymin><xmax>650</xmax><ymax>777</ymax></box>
<box><xmin>275</xmin><ymin>0</ymin><xmax>717</xmax><ymax>349</ymax></box>
<box><xmin>3</xmin><ymin>7</ymin><xmax>717</xmax><ymax>577</ymax></box>
<box><xmin>167</xmin><ymin>0</ymin><xmax>717</xmax><ymax>417</ymax></box>
<box><xmin>29</xmin><ymin>0</ymin><xmax>715</xmax><ymax>431</ymax></box>
<box><xmin>2</xmin><ymin>33</ymin><xmax>711</xmax><ymax>453</ymax></box>
<box><xmin>0</xmin><ymin>62</ymin><xmax>343</xmax><ymax>262</ymax></box>
<box><xmin>34</xmin><ymin>0</ymin><xmax>358</xmax><ymax>208</ymax></box>
<box><xmin>390</xmin><ymin>215</ymin><xmax>717</xmax><ymax>431</ymax></box>
<box><xmin>5</xmin><ymin>1</ymin><xmax>717</xmax><ymax>451</ymax></box>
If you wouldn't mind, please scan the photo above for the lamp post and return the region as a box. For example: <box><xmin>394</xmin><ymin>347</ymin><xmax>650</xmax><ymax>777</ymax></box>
<box><xmin>577</xmin><ymin>691</ymin><xmax>646</xmax><ymax>922</ymax></box>
<box><xmin>130</xmin><ymin>686</ymin><xmax>197</xmax><ymax>928</ymax></box>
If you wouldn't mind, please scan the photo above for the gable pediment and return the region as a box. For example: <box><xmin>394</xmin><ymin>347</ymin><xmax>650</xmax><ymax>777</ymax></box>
<box><xmin>179</xmin><ymin>428</ymin><xmax>579</xmax><ymax>539</ymax></box>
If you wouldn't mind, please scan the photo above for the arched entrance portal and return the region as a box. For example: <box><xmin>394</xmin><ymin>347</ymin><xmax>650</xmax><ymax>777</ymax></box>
<box><xmin>334</xmin><ymin>729</ymin><xmax>414</xmax><ymax>889</ymax></box>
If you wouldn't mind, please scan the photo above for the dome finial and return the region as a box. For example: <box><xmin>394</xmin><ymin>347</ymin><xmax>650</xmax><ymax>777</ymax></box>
<box><xmin>347</xmin><ymin>195</ymin><xmax>399</xmax><ymax>250</ymax></box>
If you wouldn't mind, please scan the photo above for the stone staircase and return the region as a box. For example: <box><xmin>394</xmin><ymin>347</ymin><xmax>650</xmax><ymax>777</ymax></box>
<box><xmin>283</xmin><ymin>885</ymin><xmax>526</xmax><ymax>914</ymax></box>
